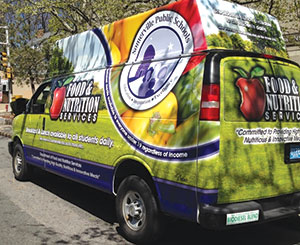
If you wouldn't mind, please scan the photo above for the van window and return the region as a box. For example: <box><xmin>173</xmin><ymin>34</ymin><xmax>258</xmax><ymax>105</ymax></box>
<box><xmin>29</xmin><ymin>83</ymin><xmax>51</xmax><ymax>114</ymax></box>
<box><xmin>36</xmin><ymin>86</ymin><xmax>51</xmax><ymax>105</ymax></box>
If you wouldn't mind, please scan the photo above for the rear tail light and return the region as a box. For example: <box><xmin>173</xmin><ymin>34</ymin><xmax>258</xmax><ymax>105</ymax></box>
<box><xmin>199</xmin><ymin>84</ymin><xmax>220</xmax><ymax>121</ymax></box>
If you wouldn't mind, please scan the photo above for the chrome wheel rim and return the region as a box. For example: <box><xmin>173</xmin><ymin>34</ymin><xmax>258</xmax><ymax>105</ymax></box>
<box><xmin>14</xmin><ymin>151</ymin><xmax>23</xmax><ymax>174</ymax></box>
<box><xmin>122</xmin><ymin>191</ymin><xmax>146</xmax><ymax>231</ymax></box>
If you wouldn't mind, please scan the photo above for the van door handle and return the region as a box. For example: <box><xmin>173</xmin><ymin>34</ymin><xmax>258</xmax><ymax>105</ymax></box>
<box><xmin>42</xmin><ymin>117</ymin><xmax>46</xmax><ymax>130</ymax></box>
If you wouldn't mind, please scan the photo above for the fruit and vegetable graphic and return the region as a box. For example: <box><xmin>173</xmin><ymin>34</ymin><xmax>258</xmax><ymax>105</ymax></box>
<box><xmin>50</xmin><ymin>77</ymin><xmax>74</xmax><ymax>120</ymax></box>
<box><xmin>234</xmin><ymin>66</ymin><xmax>266</xmax><ymax>121</ymax></box>
<box><xmin>112</xmin><ymin>59</ymin><xmax>206</xmax><ymax>148</ymax></box>
<box><xmin>102</xmin><ymin>9</ymin><xmax>155</xmax><ymax>64</ymax></box>
<box><xmin>121</xmin><ymin>92</ymin><xmax>177</xmax><ymax>146</ymax></box>
<box><xmin>148</xmin><ymin>111</ymin><xmax>175</xmax><ymax>136</ymax></box>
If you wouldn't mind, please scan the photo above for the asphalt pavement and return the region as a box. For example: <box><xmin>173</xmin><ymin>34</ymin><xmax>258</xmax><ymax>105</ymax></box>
<box><xmin>0</xmin><ymin>136</ymin><xmax>132</xmax><ymax>245</ymax></box>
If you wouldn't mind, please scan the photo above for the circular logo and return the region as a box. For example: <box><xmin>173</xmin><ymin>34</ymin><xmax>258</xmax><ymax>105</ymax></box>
<box><xmin>120</xmin><ymin>11</ymin><xmax>194</xmax><ymax>111</ymax></box>
<box><xmin>104</xmin><ymin>11</ymin><xmax>219</xmax><ymax>161</ymax></box>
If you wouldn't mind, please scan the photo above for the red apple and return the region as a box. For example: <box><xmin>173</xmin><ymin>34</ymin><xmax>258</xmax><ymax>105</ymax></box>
<box><xmin>236</xmin><ymin>78</ymin><xmax>266</xmax><ymax>121</ymax></box>
<box><xmin>50</xmin><ymin>86</ymin><xmax>66</xmax><ymax>120</ymax></box>
<box><xmin>234</xmin><ymin>66</ymin><xmax>266</xmax><ymax>121</ymax></box>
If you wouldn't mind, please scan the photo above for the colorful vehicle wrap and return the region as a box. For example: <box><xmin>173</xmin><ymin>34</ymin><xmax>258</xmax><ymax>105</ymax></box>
<box><xmin>10</xmin><ymin>0</ymin><xmax>300</xmax><ymax>230</ymax></box>
<box><xmin>220</xmin><ymin>56</ymin><xmax>300</xmax><ymax>203</ymax></box>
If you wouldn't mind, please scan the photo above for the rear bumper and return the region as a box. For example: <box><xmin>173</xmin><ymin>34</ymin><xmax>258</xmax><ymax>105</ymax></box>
<box><xmin>198</xmin><ymin>192</ymin><xmax>300</xmax><ymax>229</ymax></box>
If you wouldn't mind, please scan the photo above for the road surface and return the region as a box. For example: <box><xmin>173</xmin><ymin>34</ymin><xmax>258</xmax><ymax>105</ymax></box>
<box><xmin>2</xmin><ymin>136</ymin><xmax>300</xmax><ymax>244</ymax></box>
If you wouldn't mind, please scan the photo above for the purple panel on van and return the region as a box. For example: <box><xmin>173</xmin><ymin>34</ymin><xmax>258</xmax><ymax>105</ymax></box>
<box><xmin>154</xmin><ymin>177</ymin><xmax>218</xmax><ymax>221</ymax></box>
<box><xmin>24</xmin><ymin>145</ymin><xmax>114</xmax><ymax>193</ymax></box>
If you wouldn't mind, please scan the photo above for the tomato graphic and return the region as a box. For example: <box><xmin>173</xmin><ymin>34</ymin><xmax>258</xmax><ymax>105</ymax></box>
<box><xmin>234</xmin><ymin>66</ymin><xmax>266</xmax><ymax>121</ymax></box>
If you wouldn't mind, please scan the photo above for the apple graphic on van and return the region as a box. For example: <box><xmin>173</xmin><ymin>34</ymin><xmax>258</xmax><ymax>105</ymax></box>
<box><xmin>50</xmin><ymin>76</ymin><xmax>74</xmax><ymax>120</ymax></box>
<box><xmin>234</xmin><ymin>66</ymin><xmax>266</xmax><ymax>121</ymax></box>
<box><xmin>50</xmin><ymin>86</ymin><xmax>66</xmax><ymax>120</ymax></box>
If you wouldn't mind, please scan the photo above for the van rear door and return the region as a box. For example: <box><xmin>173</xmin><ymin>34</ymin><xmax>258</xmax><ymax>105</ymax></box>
<box><xmin>219</xmin><ymin>53</ymin><xmax>300</xmax><ymax>204</ymax></box>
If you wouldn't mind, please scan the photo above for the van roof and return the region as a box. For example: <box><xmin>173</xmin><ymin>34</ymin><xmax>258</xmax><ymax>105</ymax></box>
<box><xmin>54</xmin><ymin>0</ymin><xmax>289</xmax><ymax>75</ymax></box>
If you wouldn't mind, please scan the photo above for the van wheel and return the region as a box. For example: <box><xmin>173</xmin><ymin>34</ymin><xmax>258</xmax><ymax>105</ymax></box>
<box><xmin>12</xmin><ymin>144</ymin><xmax>30</xmax><ymax>181</ymax></box>
<box><xmin>116</xmin><ymin>175</ymin><xmax>162</xmax><ymax>244</ymax></box>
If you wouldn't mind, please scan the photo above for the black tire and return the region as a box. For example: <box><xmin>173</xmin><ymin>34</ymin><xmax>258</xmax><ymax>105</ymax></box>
<box><xmin>12</xmin><ymin>143</ymin><xmax>31</xmax><ymax>181</ymax></box>
<box><xmin>116</xmin><ymin>175</ymin><xmax>163</xmax><ymax>244</ymax></box>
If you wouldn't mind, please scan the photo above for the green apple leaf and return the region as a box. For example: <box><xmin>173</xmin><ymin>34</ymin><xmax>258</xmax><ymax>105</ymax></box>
<box><xmin>63</xmin><ymin>76</ymin><xmax>75</xmax><ymax>86</ymax></box>
<box><xmin>250</xmin><ymin>66</ymin><xmax>264</xmax><ymax>78</ymax></box>
<box><xmin>233</xmin><ymin>67</ymin><xmax>248</xmax><ymax>78</ymax></box>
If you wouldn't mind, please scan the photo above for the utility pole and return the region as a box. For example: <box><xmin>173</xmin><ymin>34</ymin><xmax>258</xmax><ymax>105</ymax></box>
<box><xmin>0</xmin><ymin>26</ymin><xmax>12</xmax><ymax>107</ymax></box>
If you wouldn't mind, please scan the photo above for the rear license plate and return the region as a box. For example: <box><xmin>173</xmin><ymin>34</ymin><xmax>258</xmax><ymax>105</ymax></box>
<box><xmin>290</xmin><ymin>146</ymin><xmax>300</xmax><ymax>160</ymax></box>
<box><xmin>285</xmin><ymin>143</ymin><xmax>300</xmax><ymax>164</ymax></box>
<box><xmin>226</xmin><ymin>210</ymin><xmax>259</xmax><ymax>226</ymax></box>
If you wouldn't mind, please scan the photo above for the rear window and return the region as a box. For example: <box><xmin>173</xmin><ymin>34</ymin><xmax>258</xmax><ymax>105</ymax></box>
<box><xmin>222</xmin><ymin>56</ymin><xmax>300</xmax><ymax>123</ymax></box>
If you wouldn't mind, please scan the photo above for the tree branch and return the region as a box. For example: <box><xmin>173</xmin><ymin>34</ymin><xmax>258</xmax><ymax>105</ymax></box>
<box><xmin>50</xmin><ymin>7</ymin><xmax>77</xmax><ymax>34</ymax></box>
<box><xmin>231</xmin><ymin>0</ymin><xmax>262</xmax><ymax>4</ymax></box>
<box><xmin>295</xmin><ymin>0</ymin><xmax>300</xmax><ymax>18</ymax></box>
<box><xmin>268</xmin><ymin>0</ymin><xmax>274</xmax><ymax>14</ymax></box>
<box><xmin>68</xmin><ymin>5</ymin><xmax>91</xmax><ymax>25</ymax></box>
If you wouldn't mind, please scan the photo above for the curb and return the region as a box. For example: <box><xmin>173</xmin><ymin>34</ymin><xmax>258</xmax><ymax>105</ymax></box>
<box><xmin>0</xmin><ymin>131</ymin><xmax>12</xmax><ymax>138</ymax></box>
<box><xmin>0</xmin><ymin>127</ymin><xmax>12</xmax><ymax>138</ymax></box>
<box><xmin>0</xmin><ymin>119</ymin><xmax>13</xmax><ymax>126</ymax></box>
<box><xmin>0</xmin><ymin>124</ymin><xmax>12</xmax><ymax>138</ymax></box>
<box><xmin>0</xmin><ymin>113</ymin><xmax>13</xmax><ymax>138</ymax></box>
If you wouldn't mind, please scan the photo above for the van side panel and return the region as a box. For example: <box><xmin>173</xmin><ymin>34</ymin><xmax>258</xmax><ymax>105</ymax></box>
<box><xmin>219</xmin><ymin>56</ymin><xmax>300</xmax><ymax>204</ymax></box>
<box><xmin>24</xmin><ymin>145</ymin><xmax>115</xmax><ymax>192</ymax></box>
<box><xmin>17</xmin><ymin>57</ymin><xmax>211</xmax><ymax>222</ymax></box>
<box><xmin>110</xmin><ymin>59</ymin><xmax>208</xmax><ymax>221</ymax></box>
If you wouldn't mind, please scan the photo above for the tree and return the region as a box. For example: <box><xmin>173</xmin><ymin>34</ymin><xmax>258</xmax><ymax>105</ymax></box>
<box><xmin>2</xmin><ymin>0</ymin><xmax>172</xmax><ymax>91</ymax></box>
<box><xmin>11</xmin><ymin>46</ymin><xmax>48</xmax><ymax>94</ymax></box>
<box><xmin>3</xmin><ymin>0</ymin><xmax>53</xmax><ymax>93</ymax></box>
<box><xmin>245</xmin><ymin>12</ymin><xmax>286</xmax><ymax>52</ymax></box>
<box><xmin>219</xmin><ymin>31</ymin><xmax>234</xmax><ymax>48</ymax></box>
<box><xmin>2</xmin><ymin>0</ymin><xmax>300</xmax><ymax>91</ymax></box>
<box><xmin>230</xmin><ymin>33</ymin><xmax>246</xmax><ymax>51</ymax></box>
<box><xmin>11</xmin><ymin>0</ymin><xmax>171</xmax><ymax>36</ymax></box>
<box><xmin>47</xmin><ymin>46</ymin><xmax>74</xmax><ymax>78</ymax></box>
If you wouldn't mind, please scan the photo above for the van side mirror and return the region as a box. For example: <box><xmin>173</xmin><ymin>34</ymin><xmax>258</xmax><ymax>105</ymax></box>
<box><xmin>10</xmin><ymin>98</ymin><xmax>29</xmax><ymax>116</ymax></box>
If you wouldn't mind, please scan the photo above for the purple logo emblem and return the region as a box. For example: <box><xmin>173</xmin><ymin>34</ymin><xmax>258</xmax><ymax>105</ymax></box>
<box><xmin>120</xmin><ymin>11</ymin><xmax>194</xmax><ymax>111</ymax></box>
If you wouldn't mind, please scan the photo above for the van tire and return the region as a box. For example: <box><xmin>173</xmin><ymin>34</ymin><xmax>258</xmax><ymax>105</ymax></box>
<box><xmin>12</xmin><ymin>144</ymin><xmax>30</xmax><ymax>181</ymax></box>
<box><xmin>116</xmin><ymin>175</ymin><xmax>162</xmax><ymax>244</ymax></box>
